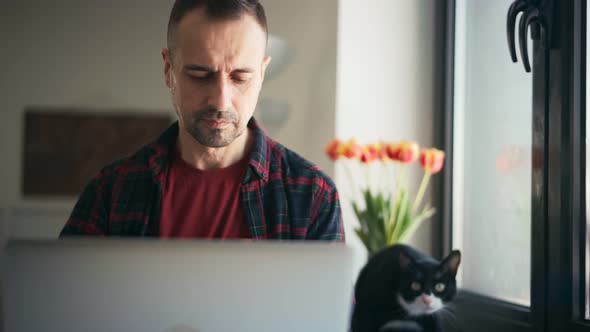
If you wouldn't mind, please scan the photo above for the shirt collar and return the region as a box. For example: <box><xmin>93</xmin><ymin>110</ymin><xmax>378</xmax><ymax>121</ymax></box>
<box><xmin>148</xmin><ymin>117</ymin><xmax>270</xmax><ymax>183</ymax></box>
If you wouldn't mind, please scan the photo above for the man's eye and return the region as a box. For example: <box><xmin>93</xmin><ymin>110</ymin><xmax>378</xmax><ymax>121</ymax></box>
<box><xmin>232</xmin><ymin>76</ymin><xmax>250</xmax><ymax>84</ymax></box>
<box><xmin>190</xmin><ymin>75</ymin><xmax>209</xmax><ymax>81</ymax></box>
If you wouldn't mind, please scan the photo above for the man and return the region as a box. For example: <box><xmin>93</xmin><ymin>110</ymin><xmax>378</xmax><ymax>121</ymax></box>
<box><xmin>60</xmin><ymin>0</ymin><xmax>344</xmax><ymax>241</ymax></box>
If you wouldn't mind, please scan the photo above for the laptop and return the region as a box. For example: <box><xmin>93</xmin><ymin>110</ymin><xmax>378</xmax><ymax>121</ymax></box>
<box><xmin>2</xmin><ymin>239</ymin><xmax>355</xmax><ymax>332</ymax></box>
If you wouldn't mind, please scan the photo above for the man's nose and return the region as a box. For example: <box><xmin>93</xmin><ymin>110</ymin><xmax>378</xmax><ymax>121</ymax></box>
<box><xmin>208</xmin><ymin>77</ymin><xmax>232</xmax><ymax>111</ymax></box>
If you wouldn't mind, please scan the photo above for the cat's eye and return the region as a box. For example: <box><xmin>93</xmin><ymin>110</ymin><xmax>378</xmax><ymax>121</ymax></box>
<box><xmin>434</xmin><ymin>283</ymin><xmax>446</xmax><ymax>293</ymax></box>
<box><xmin>410</xmin><ymin>282</ymin><xmax>422</xmax><ymax>292</ymax></box>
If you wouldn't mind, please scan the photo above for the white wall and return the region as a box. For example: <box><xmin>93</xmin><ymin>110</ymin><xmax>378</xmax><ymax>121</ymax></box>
<box><xmin>0</xmin><ymin>0</ymin><xmax>175</xmax><ymax>208</ymax></box>
<box><xmin>256</xmin><ymin>0</ymin><xmax>339</xmax><ymax>178</ymax></box>
<box><xmin>336</xmin><ymin>0</ymin><xmax>439</xmax><ymax>269</ymax></box>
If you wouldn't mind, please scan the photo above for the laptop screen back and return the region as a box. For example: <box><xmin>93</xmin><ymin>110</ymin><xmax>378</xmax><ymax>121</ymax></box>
<box><xmin>2</xmin><ymin>239</ymin><xmax>355</xmax><ymax>332</ymax></box>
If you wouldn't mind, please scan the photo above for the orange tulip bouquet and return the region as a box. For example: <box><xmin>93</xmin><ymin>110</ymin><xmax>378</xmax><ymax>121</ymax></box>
<box><xmin>326</xmin><ymin>139</ymin><xmax>445</xmax><ymax>256</ymax></box>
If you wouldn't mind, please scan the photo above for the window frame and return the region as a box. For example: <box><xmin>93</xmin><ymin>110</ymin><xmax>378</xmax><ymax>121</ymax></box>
<box><xmin>436</xmin><ymin>0</ymin><xmax>589</xmax><ymax>331</ymax></box>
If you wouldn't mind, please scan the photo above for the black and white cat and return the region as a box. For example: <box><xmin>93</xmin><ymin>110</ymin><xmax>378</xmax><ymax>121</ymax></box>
<box><xmin>351</xmin><ymin>244</ymin><xmax>461</xmax><ymax>332</ymax></box>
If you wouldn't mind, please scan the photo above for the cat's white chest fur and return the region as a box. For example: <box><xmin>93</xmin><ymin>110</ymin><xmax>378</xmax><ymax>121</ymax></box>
<box><xmin>397</xmin><ymin>293</ymin><xmax>444</xmax><ymax>316</ymax></box>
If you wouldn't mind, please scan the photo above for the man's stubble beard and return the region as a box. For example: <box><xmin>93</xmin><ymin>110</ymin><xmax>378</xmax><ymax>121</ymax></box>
<box><xmin>169</xmin><ymin>79</ymin><xmax>245</xmax><ymax>148</ymax></box>
<box><xmin>174</xmin><ymin>103</ymin><xmax>244</xmax><ymax>148</ymax></box>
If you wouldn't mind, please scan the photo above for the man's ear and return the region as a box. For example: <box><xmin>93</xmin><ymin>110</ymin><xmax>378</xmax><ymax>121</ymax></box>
<box><xmin>162</xmin><ymin>48</ymin><xmax>174</xmax><ymax>89</ymax></box>
<box><xmin>260</xmin><ymin>55</ymin><xmax>272</xmax><ymax>82</ymax></box>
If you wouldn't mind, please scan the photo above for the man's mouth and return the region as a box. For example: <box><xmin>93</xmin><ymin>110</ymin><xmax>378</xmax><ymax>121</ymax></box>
<box><xmin>202</xmin><ymin>119</ymin><xmax>231</xmax><ymax>128</ymax></box>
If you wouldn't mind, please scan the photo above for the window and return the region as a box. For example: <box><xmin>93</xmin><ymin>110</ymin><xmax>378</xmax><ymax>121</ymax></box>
<box><xmin>452</xmin><ymin>0</ymin><xmax>531</xmax><ymax>306</ymax></box>
<box><xmin>441</xmin><ymin>0</ymin><xmax>590</xmax><ymax>331</ymax></box>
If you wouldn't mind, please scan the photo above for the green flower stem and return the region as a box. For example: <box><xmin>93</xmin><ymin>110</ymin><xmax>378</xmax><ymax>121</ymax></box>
<box><xmin>341</xmin><ymin>160</ymin><xmax>357</xmax><ymax>201</ymax></box>
<box><xmin>365</xmin><ymin>164</ymin><xmax>371</xmax><ymax>193</ymax></box>
<box><xmin>396</xmin><ymin>163</ymin><xmax>407</xmax><ymax>188</ymax></box>
<box><xmin>412</xmin><ymin>170</ymin><xmax>432</xmax><ymax>213</ymax></box>
<box><xmin>386</xmin><ymin>164</ymin><xmax>408</xmax><ymax>242</ymax></box>
<box><xmin>380</xmin><ymin>162</ymin><xmax>387</xmax><ymax>195</ymax></box>
<box><xmin>353</xmin><ymin>161</ymin><xmax>367</xmax><ymax>198</ymax></box>
<box><xmin>386</xmin><ymin>162</ymin><xmax>395</xmax><ymax>198</ymax></box>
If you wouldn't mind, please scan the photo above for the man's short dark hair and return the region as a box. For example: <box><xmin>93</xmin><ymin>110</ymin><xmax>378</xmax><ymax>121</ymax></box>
<box><xmin>167</xmin><ymin>0</ymin><xmax>268</xmax><ymax>58</ymax></box>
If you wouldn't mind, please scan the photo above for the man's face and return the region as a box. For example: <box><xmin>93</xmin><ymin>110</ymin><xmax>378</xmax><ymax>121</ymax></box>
<box><xmin>163</xmin><ymin>9</ymin><xmax>270</xmax><ymax>148</ymax></box>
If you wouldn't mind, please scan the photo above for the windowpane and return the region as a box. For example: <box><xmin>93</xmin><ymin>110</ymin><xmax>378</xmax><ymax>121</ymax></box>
<box><xmin>453</xmin><ymin>0</ymin><xmax>532</xmax><ymax>306</ymax></box>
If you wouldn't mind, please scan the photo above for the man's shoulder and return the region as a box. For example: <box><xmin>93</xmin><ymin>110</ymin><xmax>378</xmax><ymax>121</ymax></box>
<box><xmin>268</xmin><ymin>139</ymin><xmax>337</xmax><ymax>193</ymax></box>
<box><xmin>94</xmin><ymin>122</ymin><xmax>177</xmax><ymax>182</ymax></box>
<box><xmin>92</xmin><ymin>144</ymin><xmax>155</xmax><ymax>182</ymax></box>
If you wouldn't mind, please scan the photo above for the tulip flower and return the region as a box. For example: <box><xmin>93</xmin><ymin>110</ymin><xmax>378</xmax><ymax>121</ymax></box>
<box><xmin>325</xmin><ymin>139</ymin><xmax>344</xmax><ymax>161</ymax></box>
<box><xmin>324</xmin><ymin>136</ymin><xmax>445</xmax><ymax>253</ymax></box>
<box><xmin>419</xmin><ymin>148</ymin><xmax>445</xmax><ymax>174</ymax></box>
<box><xmin>386</xmin><ymin>143</ymin><xmax>399</xmax><ymax>160</ymax></box>
<box><xmin>377</xmin><ymin>142</ymin><xmax>390</xmax><ymax>161</ymax></box>
<box><xmin>411</xmin><ymin>148</ymin><xmax>445</xmax><ymax>213</ymax></box>
<box><xmin>387</xmin><ymin>141</ymin><xmax>419</xmax><ymax>163</ymax></box>
<box><xmin>343</xmin><ymin>138</ymin><xmax>363</xmax><ymax>160</ymax></box>
<box><xmin>366</xmin><ymin>143</ymin><xmax>381</xmax><ymax>161</ymax></box>
<box><xmin>360</xmin><ymin>145</ymin><xmax>378</xmax><ymax>164</ymax></box>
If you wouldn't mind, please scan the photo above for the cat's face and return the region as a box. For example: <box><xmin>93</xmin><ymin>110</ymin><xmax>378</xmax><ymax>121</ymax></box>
<box><xmin>396</xmin><ymin>250</ymin><xmax>461</xmax><ymax>316</ymax></box>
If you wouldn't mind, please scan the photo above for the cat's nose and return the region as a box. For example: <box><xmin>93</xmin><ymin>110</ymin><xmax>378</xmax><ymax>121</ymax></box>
<box><xmin>422</xmin><ymin>296</ymin><xmax>433</xmax><ymax>306</ymax></box>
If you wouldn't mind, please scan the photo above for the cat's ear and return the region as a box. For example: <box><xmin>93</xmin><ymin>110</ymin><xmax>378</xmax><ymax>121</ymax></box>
<box><xmin>399</xmin><ymin>248</ymin><xmax>413</xmax><ymax>270</ymax></box>
<box><xmin>441</xmin><ymin>250</ymin><xmax>461</xmax><ymax>275</ymax></box>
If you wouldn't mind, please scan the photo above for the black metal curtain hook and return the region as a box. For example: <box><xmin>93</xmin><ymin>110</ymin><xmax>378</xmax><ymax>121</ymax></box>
<box><xmin>507</xmin><ymin>0</ymin><xmax>528</xmax><ymax>63</ymax></box>
<box><xmin>519</xmin><ymin>7</ymin><xmax>542</xmax><ymax>72</ymax></box>
<box><xmin>506</xmin><ymin>0</ymin><xmax>549</xmax><ymax>73</ymax></box>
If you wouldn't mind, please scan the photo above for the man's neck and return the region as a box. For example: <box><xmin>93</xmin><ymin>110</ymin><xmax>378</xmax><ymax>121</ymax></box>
<box><xmin>176</xmin><ymin>128</ymin><xmax>254</xmax><ymax>170</ymax></box>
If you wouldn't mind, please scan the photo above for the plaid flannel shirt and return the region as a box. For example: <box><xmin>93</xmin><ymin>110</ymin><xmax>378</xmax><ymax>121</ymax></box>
<box><xmin>60</xmin><ymin>118</ymin><xmax>345</xmax><ymax>241</ymax></box>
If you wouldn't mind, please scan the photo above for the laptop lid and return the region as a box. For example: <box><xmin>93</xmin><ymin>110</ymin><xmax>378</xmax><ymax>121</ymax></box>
<box><xmin>2</xmin><ymin>239</ymin><xmax>355</xmax><ymax>332</ymax></box>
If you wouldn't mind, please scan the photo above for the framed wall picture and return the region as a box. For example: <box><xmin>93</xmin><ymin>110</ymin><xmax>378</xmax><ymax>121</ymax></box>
<box><xmin>22</xmin><ymin>109</ymin><xmax>172</xmax><ymax>196</ymax></box>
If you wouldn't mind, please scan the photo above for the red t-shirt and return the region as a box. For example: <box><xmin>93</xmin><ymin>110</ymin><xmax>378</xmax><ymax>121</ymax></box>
<box><xmin>159</xmin><ymin>151</ymin><xmax>251</xmax><ymax>239</ymax></box>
